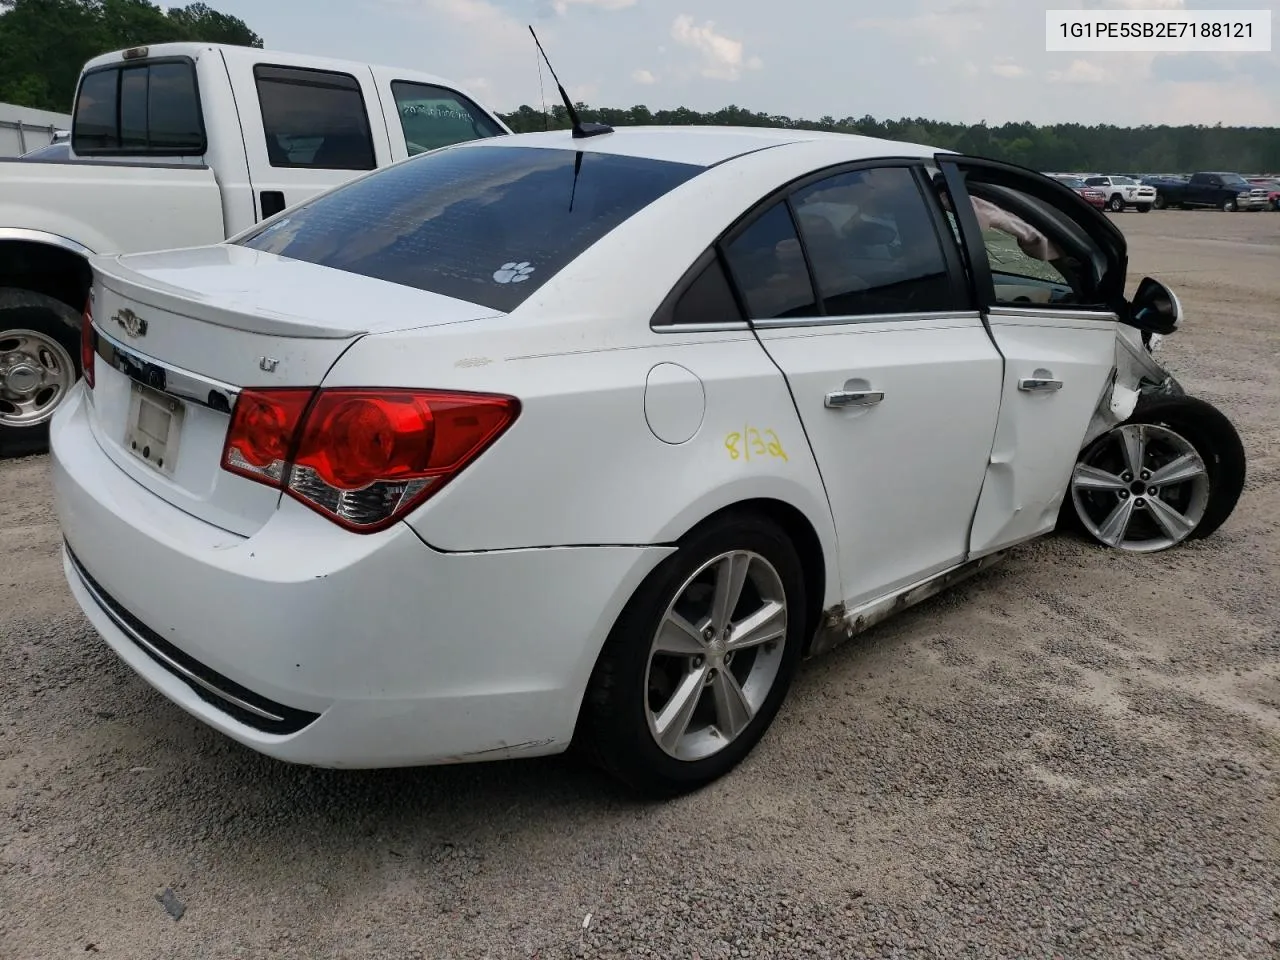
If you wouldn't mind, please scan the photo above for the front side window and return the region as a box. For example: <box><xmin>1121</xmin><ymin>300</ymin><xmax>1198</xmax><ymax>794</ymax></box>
<box><xmin>789</xmin><ymin>166</ymin><xmax>956</xmax><ymax>317</ymax></box>
<box><xmin>391</xmin><ymin>81</ymin><xmax>505</xmax><ymax>156</ymax></box>
<box><xmin>72</xmin><ymin>60</ymin><xmax>204</xmax><ymax>155</ymax></box>
<box><xmin>947</xmin><ymin>176</ymin><xmax>1108</xmax><ymax>308</ymax></box>
<box><xmin>254</xmin><ymin>65</ymin><xmax>376</xmax><ymax>170</ymax></box>
<box><xmin>238</xmin><ymin>145</ymin><xmax>702</xmax><ymax>312</ymax></box>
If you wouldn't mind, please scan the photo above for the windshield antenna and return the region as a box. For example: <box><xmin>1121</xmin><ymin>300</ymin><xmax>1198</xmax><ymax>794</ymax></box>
<box><xmin>528</xmin><ymin>25</ymin><xmax>613</xmax><ymax>139</ymax></box>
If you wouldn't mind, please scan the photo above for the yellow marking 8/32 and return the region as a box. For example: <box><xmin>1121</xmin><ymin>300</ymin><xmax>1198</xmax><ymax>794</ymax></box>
<box><xmin>725</xmin><ymin>426</ymin><xmax>788</xmax><ymax>462</ymax></box>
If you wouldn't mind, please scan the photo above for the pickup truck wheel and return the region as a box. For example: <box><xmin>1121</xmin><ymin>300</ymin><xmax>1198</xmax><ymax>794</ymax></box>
<box><xmin>1108</xmin><ymin>195</ymin><xmax>1125</xmax><ymax>213</ymax></box>
<box><xmin>1064</xmin><ymin>395</ymin><xmax>1246</xmax><ymax>553</ymax></box>
<box><xmin>1222</xmin><ymin>198</ymin><xmax>1238</xmax><ymax>212</ymax></box>
<box><xmin>1136</xmin><ymin>204</ymin><xmax>1152</xmax><ymax>213</ymax></box>
<box><xmin>0</xmin><ymin>289</ymin><xmax>82</xmax><ymax>458</ymax></box>
<box><xmin>1153</xmin><ymin>195</ymin><xmax>1167</xmax><ymax>210</ymax></box>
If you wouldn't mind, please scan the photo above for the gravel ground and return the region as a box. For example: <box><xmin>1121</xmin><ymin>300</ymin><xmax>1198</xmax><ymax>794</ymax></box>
<box><xmin>2</xmin><ymin>210</ymin><xmax>1278</xmax><ymax>959</ymax></box>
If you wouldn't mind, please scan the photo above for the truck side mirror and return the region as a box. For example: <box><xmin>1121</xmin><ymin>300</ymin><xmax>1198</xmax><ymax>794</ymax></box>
<box><xmin>1127</xmin><ymin>277</ymin><xmax>1181</xmax><ymax>335</ymax></box>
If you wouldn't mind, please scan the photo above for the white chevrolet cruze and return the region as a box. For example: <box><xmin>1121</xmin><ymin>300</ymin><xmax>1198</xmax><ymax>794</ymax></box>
<box><xmin>51</xmin><ymin>126</ymin><xmax>1245</xmax><ymax>795</ymax></box>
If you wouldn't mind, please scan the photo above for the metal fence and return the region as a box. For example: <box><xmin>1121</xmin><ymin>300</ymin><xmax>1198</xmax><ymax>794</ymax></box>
<box><xmin>0</xmin><ymin>104</ymin><xmax>73</xmax><ymax>157</ymax></box>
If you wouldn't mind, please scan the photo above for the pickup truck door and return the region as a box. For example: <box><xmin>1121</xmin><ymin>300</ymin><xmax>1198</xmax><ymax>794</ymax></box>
<box><xmin>224</xmin><ymin>51</ymin><xmax>394</xmax><ymax>223</ymax></box>
<box><xmin>937</xmin><ymin>156</ymin><xmax>1124</xmax><ymax>556</ymax></box>
<box><xmin>366</xmin><ymin>67</ymin><xmax>509</xmax><ymax>162</ymax></box>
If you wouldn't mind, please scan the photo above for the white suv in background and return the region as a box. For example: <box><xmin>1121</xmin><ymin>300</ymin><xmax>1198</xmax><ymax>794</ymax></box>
<box><xmin>1083</xmin><ymin>175</ymin><xmax>1157</xmax><ymax>213</ymax></box>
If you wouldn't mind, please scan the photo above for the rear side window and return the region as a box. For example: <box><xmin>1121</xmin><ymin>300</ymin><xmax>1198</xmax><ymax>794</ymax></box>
<box><xmin>722</xmin><ymin>203</ymin><xmax>817</xmax><ymax>320</ymax></box>
<box><xmin>72</xmin><ymin>60</ymin><xmax>204</xmax><ymax>155</ymax></box>
<box><xmin>790</xmin><ymin>166</ymin><xmax>956</xmax><ymax>317</ymax></box>
<box><xmin>237</xmin><ymin>145</ymin><xmax>703</xmax><ymax>311</ymax></box>
<box><xmin>391</xmin><ymin>81</ymin><xmax>505</xmax><ymax>156</ymax></box>
<box><xmin>254</xmin><ymin>65</ymin><xmax>376</xmax><ymax>170</ymax></box>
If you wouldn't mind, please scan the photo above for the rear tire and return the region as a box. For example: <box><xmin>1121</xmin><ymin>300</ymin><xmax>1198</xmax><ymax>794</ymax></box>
<box><xmin>1153</xmin><ymin>195</ymin><xmax>1167</xmax><ymax>210</ymax></box>
<box><xmin>576</xmin><ymin>512</ymin><xmax>807</xmax><ymax>797</ymax></box>
<box><xmin>1108</xmin><ymin>195</ymin><xmax>1125</xmax><ymax>213</ymax></box>
<box><xmin>0</xmin><ymin>289</ymin><xmax>82</xmax><ymax>458</ymax></box>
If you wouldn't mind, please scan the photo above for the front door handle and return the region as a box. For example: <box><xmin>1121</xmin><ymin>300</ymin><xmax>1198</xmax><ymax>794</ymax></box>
<box><xmin>1018</xmin><ymin>377</ymin><xmax>1064</xmax><ymax>393</ymax></box>
<box><xmin>825</xmin><ymin>390</ymin><xmax>885</xmax><ymax>409</ymax></box>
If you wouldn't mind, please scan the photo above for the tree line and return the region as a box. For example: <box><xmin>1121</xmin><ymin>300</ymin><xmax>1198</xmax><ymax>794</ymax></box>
<box><xmin>500</xmin><ymin>104</ymin><xmax>1280</xmax><ymax>175</ymax></box>
<box><xmin>0</xmin><ymin>0</ymin><xmax>260</xmax><ymax>113</ymax></box>
<box><xmin>4</xmin><ymin>0</ymin><xmax>1276</xmax><ymax>173</ymax></box>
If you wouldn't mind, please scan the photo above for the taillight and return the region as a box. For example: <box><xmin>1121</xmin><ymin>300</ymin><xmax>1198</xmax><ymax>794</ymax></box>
<box><xmin>80</xmin><ymin>298</ymin><xmax>95</xmax><ymax>389</ymax></box>
<box><xmin>222</xmin><ymin>388</ymin><xmax>313</xmax><ymax>484</ymax></box>
<box><xmin>220</xmin><ymin>388</ymin><xmax>520</xmax><ymax>533</ymax></box>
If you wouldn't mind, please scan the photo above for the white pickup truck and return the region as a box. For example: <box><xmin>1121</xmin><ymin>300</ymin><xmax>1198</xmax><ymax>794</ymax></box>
<box><xmin>0</xmin><ymin>42</ymin><xmax>510</xmax><ymax>455</ymax></box>
<box><xmin>1082</xmin><ymin>175</ymin><xmax>1157</xmax><ymax>214</ymax></box>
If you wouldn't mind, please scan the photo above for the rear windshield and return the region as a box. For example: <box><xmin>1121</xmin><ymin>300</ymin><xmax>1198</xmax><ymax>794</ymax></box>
<box><xmin>237</xmin><ymin>145</ymin><xmax>704</xmax><ymax>311</ymax></box>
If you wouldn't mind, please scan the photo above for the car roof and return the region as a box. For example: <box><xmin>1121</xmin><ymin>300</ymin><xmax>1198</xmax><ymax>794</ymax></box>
<box><xmin>459</xmin><ymin>125</ymin><xmax>944</xmax><ymax>169</ymax></box>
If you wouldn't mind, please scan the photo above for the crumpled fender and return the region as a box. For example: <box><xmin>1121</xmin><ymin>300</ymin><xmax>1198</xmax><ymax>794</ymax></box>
<box><xmin>1081</xmin><ymin>325</ymin><xmax>1185</xmax><ymax>447</ymax></box>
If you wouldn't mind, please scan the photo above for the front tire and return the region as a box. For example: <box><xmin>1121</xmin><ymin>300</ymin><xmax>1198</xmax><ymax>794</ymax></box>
<box><xmin>0</xmin><ymin>288</ymin><xmax>82</xmax><ymax>458</ymax></box>
<box><xmin>1066</xmin><ymin>395</ymin><xmax>1246</xmax><ymax>553</ymax></box>
<box><xmin>1136</xmin><ymin>203</ymin><xmax>1152</xmax><ymax>213</ymax></box>
<box><xmin>1153</xmin><ymin>195</ymin><xmax>1167</xmax><ymax>210</ymax></box>
<box><xmin>1223</xmin><ymin>198</ymin><xmax>1238</xmax><ymax>212</ymax></box>
<box><xmin>576</xmin><ymin>512</ymin><xmax>807</xmax><ymax>796</ymax></box>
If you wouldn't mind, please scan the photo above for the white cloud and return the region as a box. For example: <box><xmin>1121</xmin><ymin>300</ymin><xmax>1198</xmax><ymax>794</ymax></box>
<box><xmin>632</xmin><ymin>68</ymin><xmax>657</xmax><ymax>84</ymax></box>
<box><xmin>670</xmin><ymin>14</ymin><xmax>761</xmax><ymax>81</ymax></box>
<box><xmin>551</xmin><ymin>0</ymin><xmax>637</xmax><ymax>12</ymax></box>
<box><xmin>1048</xmin><ymin>59</ymin><xmax>1109</xmax><ymax>84</ymax></box>
<box><xmin>991</xmin><ymin>61</ymin><xmax>1026</xmax><ymax>79</ymax></box>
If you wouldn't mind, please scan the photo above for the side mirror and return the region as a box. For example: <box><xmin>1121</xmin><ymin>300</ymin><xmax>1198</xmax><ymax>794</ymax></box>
<box><xmin>1128</xmin><ymin>277</ymin><xmax>1181</xmax><ymax>335</ymax></box>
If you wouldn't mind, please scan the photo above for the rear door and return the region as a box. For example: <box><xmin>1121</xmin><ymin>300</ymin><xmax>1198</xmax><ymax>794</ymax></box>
<box><xmin>937</xmin><ymin>156</ymin><xmax>1125</xmax><ymax>556</ymax></box>
<box><xmin>367</xmin><ymin>68</ymin><xmax>508</xmax><ymax>162</ymax></box>
<box><xmin>225</xmin><ymin>51</ymin><xmax>393</xmax><ymax>223</ymax></box>
<box><xmin>728</xmin><ymin>161</ymin><xmax>1004</xmax><ymax>608</ymax></box>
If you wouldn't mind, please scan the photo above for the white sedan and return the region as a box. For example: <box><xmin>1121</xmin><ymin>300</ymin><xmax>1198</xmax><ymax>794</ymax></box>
<box><xmin>50</xmin><ymin>125</ymin><xmax>1245</xmax><ymax>795</ymax></box>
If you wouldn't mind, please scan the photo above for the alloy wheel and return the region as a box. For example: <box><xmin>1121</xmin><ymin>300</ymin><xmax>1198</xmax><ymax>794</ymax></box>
<box><xmin>644</xmin><ymin>550</ymin><xmax>787</xmax><ymax>761</ymax></box>
<box><xmin>1071</xmin><ymin>423</ymin><xmax>1210</xmax><ymax>553</ymax></box>
<box><xmin>0</xmin><ymin>329</ymin><xmax>76</xmax><ymax>429</ymax></box>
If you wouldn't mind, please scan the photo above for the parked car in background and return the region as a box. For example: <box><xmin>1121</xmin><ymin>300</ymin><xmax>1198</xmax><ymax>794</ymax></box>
<box><xmin>1148</xmin><ymin>172</ymin><xmax>1267</xmax><ymax>211</ymax></box>
<box><xmin>1083</xmin><ymin>175</ymin><xmax>1157</xmax><ymax>213</ymax></box>
<box><xmin>1051</xmin><ymin>174</ymin><xmax>1107</xmax><ymax>209</ymax></box>
<box><xmin>1246</xmin><ymin>177</ymin><xmax>1280</xmax><ymax>210</ymax></box>
<box><xmin>0</xmin><ymin>42</ymin><xmax>510</xmax><ymax>456</ymax></box>
<box><xmin>51</xmin><ymin>127</ymin><xmax>1245</xmax><ymax>794</ymax></box>
<box><xmin>18</xmin><ymin>141</ymin><xmax>73</xmax><ymax>161</ymax></box>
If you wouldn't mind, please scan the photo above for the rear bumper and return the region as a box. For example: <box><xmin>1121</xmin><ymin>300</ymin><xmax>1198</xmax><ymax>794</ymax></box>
<box><xmin>51</xmin><ymin>383</ymin><xmax>670</xmax><ymax>767</ymax></box>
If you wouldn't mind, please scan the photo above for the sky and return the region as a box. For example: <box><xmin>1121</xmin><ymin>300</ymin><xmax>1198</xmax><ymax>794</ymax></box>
<box><xmin>204</xmin><ymin>0</ymin><xmax>1280</xmax><ymax>126</ymax></box>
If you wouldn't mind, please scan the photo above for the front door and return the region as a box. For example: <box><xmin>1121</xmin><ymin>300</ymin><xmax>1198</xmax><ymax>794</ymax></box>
<box><xmin>937</xmin><ymin>156</ymin><xmax>1125</xmax><ymax>556</ymax></box>
<box><xmin>723</xmin><ymin>162</ymin><xmax>1004</xmax><ymax>608</ymax></box>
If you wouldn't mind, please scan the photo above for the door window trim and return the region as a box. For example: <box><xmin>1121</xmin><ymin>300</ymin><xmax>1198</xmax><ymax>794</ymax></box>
<box><xmin>71</xmin><ymin>56</ymin><xmax>208</xmax><ymax>157</ymax></box>
<box><xmin>937</xmin><ymin>155</ymin><xmax>1127</xmax><ymax>319</ymax></box>
<box><xmin>252</xmin><ymin>63</ymin><xmax>377</xmax><ymax>171</ymax></box>
<box><xmin>389</xmin><ymin>79</ymin><xmax>505</xmax><ymax>153</ymax></box>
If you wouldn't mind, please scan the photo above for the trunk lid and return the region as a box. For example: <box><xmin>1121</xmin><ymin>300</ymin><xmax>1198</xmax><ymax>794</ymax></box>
<box><xmin>86</xmin><ymin>245</ymin><xmax>503</xmax><ymax>536</ymax></box>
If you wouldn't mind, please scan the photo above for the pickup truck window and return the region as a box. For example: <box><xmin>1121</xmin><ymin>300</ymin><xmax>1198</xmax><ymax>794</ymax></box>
<box><xmin>72</xmin><ymin>59</ymin><xmax>204</xmax><ymax>155</ymax></box>
<box><xmin>237</xmin><ymin>144</ymin><xmax>703</xmax><ymax>312</ymax></box>
<box><xmin>391</xmin><ymin>81</ymin><xmax>505</xmax><ymax>155</ymax></box>
<box><xmin>253</xmin><ymin>64</ymin><xmax>376</xmax><ymax>171</ymax></box>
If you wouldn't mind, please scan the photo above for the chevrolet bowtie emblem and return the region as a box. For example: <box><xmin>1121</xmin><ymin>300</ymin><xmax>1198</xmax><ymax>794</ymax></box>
<box><xmin>112</xmin><ymin>307</ymin><xmax>148</xmax><ymax>339</ymax></box>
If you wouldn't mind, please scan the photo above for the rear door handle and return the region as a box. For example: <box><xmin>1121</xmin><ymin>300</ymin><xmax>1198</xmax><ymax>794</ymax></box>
<box><xmin>1018</xmin><ymin>377</ymin><xmax>1064</xmax><ymax>393</ymax></box>
<box><xmin>825</xmin><ymin>390</ymin><xmax>885</xmax><ymax>409</ymax></box>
